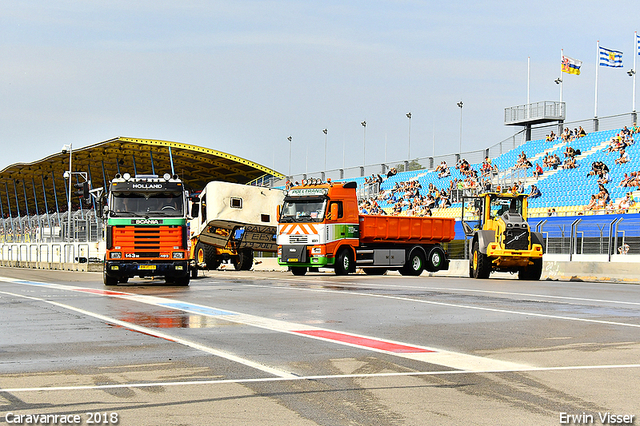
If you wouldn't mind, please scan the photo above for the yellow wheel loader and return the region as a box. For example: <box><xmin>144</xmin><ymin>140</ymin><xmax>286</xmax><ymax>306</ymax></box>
<box><xmin>461</xmin><ymin>192</ymin><xmax>544</xmax><ymax>280</ymax></box>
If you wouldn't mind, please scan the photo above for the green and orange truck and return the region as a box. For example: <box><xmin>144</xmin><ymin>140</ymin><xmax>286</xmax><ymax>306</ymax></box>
<box><xmin>277</xmin><ymin>180</ymin><xmax>455</xmax><ymax>276</ymax></box>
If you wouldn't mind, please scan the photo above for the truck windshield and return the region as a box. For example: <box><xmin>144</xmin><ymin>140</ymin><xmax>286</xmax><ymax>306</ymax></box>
<box><xmin>111</xmin><ymin>192</ymin><xmax>184</xmax><ymax>217</ymax></box>
<box><xmin>280</xmin><ymin>199</ymin><xmax>327</xmax><ymax>223</ymax></box>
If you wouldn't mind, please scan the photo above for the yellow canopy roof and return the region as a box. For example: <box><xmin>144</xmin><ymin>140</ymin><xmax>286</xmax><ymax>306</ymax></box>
<box><xmin>0</xmin><ymin>137</ymin><xmax>283</xmax><ymax>216</ymax></box>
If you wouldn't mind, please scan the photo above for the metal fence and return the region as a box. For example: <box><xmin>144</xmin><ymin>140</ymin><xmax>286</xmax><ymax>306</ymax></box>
<box><xmin>447</xmin><ymin>214</ymin><xmax>640</xmax><ymax>260</ymax></box>
<box><xmin>534</xmin><ymin>215</ymin><xmax>639</xmax><ymax>259</ymax></box>
<box><xmin>0</xmin><ymin>209</ymin><xmax>102</xmax><ymax>244</ymax></box>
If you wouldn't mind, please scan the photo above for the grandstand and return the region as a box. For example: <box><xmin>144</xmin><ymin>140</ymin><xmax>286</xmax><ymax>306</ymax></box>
<box><xmin>347</xmin><ymin>126</ymin><xmax>640</xmax><ymax>219</ymax></box>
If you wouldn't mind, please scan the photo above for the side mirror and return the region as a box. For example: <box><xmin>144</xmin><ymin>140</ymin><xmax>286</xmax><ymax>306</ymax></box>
<box><xmin>97</xmin><ymin>196</ymin><xmax>105</xmax><ymax>218</ymax></box>
<box><xmin>461</xmin><ymin>220</ymin><xmax>473</xmax><ymax>237</ymax></box>
<box><xmin>276</xmin><ymin>205</ymin><xmax>281</xmax><ymax>221</ymax></box>
<box><xmin>330</xmin><ymin>203</ymin><xmax>339</xmax><ymax>220</ymax></box>
<box><xmin>190</xmin><ymin>200</ymin><xmax>199</xmax><ymax>218</ymax></box>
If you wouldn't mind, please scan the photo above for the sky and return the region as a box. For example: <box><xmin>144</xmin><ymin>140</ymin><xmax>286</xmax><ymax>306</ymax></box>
<box><xmin>1</xmin><ymin>0</ymin><xmax>638</xmax><ymax>177</ymax></box>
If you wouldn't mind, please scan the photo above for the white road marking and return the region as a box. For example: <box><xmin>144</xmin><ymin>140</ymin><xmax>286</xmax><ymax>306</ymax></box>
<box><xmin>3</xmin><ymin>363</ymin><xmax>640</xmax><ymax>394</ymax></box>
<box><xmin>245</xmin><ymin>282</ymin><xmax>640</xmax><ymax>329</ymax></box>
<box><xmin>0</xmin><ymin>290</ymin><xmax>296</xmax><ymax>379</ymax></box>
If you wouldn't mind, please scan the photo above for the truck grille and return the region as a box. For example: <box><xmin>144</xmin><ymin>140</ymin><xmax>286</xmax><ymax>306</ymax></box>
<box><xmin>289</xmin><ymin>235</ymin><xmax>308</xmax><ymax>244</ymax></box>
<box><xmin>503</xmin><ymin>228</ymin><xmax>529</xmax><ymax>250</ymax></box>
<box><xmin>113</xmin><ymin>225</ymin><xmax>183</xmax><ymax>257</ymax></box>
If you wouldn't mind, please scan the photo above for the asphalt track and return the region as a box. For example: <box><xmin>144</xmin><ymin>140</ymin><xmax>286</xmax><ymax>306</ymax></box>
<box><xmin>1</xmin><ymin>267</ymin><xmax>639</xmax><ymax>425</ymax></box>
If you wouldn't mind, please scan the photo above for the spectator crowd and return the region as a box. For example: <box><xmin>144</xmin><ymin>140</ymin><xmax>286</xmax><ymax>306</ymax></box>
<box><xmin>351</xmin><ymin>124</ymin><xmax>640</xmax><ymax>217</ymax></box>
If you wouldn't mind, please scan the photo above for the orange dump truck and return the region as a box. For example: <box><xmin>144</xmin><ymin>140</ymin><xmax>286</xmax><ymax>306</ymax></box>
<box><xmin>277</xmin><ymin>180</ymin><xmax>455</xmax><ymax>276</ymax></box>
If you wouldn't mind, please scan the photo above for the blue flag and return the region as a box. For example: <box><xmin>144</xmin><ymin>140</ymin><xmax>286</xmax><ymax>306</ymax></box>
<box><xmin>599</xmin><ymin>46</ymin><xmax>623</xmax><ymax>67</ymax></box>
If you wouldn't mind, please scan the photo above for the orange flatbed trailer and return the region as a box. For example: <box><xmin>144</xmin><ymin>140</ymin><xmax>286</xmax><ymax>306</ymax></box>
<box><xmin>359</xmin><ymin>215</ymin><xmax>455</xmax><ymax>244</ymax></box>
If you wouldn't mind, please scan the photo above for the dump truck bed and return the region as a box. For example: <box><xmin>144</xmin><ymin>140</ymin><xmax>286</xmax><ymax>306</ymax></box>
<box><xmin>358</xmin><ymin>215</ymin><xmax>455</xmax><ymax>244</ymax></box>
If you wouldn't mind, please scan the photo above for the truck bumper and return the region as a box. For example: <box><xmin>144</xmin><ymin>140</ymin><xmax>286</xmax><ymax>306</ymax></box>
<box><xmin>277</xmin><ymin>256</ymin><xmax>332</xmax><ymax>268</ymax></box>
<box><xmin>105</xmin><ymin>260</ymin><xmax>189</xmax><ymax>278</ymax></box>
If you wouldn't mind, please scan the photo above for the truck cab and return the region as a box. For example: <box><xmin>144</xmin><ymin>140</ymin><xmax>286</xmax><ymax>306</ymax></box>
<box><xmin>277</xmin><ymin>181</ymin><xmax>360</xmax><ymax>275</ymax></box>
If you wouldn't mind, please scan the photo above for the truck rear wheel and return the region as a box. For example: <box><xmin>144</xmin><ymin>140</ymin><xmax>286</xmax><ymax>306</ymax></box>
<box><xmin>334</xmin><ymin>249</ymin><xmax>353</xmax><ymax>275</ymax></box>
<box><xmin>472</xmin><ymin>241</ymin><xmax>491</xmax><ymax>279</ymax></box>
<box><xmin>425</xmin><ymin>246</ymin><xmax>445</xmax><ymax>272</ymax></box>
<box><xmin>400</xmin><ymin>251</ymin><xmax>425</xmax><ymax>276</ymax></box>
<box><xmin>518</xmin><ymin>258</ymin><xmax>543</xmax><ymax>280</ymax></box>
<box><xmin>233</xmin><ymin>249</ymin><xmax>253</xmax><ymax>271</ymax></box>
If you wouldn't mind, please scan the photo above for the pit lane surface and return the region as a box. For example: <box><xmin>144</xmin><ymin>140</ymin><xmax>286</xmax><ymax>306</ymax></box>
<box><xmin>1</xmin><ymin>267</ymin><xmax>639</xmax><ymax>425</ymax></box>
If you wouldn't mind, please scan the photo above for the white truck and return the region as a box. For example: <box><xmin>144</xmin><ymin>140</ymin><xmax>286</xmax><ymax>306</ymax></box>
<box><xmin>188</xmin><ymin>181</ymin><xmax>284</xmax><ymax>276</ymax></box>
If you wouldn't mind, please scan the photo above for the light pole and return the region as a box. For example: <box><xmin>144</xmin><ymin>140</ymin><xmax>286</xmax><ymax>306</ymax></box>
<box><xmin>323</xmin><ymin>129</ymin><xmax>328</xmax><ymax>173</ymax></box>
<box><xmin>406</xmin><ymin>112</ymin><xmax>412</xmax><ymax>161</ymax></box>
<box><xmin>62</xmin><ymin>144</ymin><xmax>73</xmax><ymax>242</ymax></box>
<box><xmin>555</xmin><ymin>77</ymin><xmax>563</xmax><ymax>104</ymax></box>
<box><xmin>287</xmin><ymin>136</ymin><xmax>292</xmax><ymax>178</ymax></box>
<box><xmin>632</xmin><ymin>31</ymin><xmax>638</xmax><ymax>113</ymax></box>
<box><xmin>456</xmin><ymin>101</ymin><xmax>463</xmax><ymax>157</ymax></box>
<box><xmin>361</xmin><ymin>121</ymin><xmax>367</xmax><ymax>171</ymax></box>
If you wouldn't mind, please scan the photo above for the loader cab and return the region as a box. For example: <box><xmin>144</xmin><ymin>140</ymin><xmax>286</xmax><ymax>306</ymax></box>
<box><xmin>461</xmin><ymin>192</ymin><xmax>528</xmax><ymax>236</ymax></box>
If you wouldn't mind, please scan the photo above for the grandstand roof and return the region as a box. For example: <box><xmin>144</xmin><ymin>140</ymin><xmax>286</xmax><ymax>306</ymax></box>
<box><xmin>0</xmin><ymin>137</ymin><xmax>284</xmax><ymax>216</ymax></box>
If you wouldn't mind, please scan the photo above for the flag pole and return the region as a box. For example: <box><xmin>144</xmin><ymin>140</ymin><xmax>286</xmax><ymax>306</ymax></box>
<box><xmin>559</xmin><ymin>49</ymin><xmax>564</xmax><ymax>104</ymax></box>
<box><xmin>527</xmin><ymin>56</ymin><xmax>530</xmax><ymax>120</ymax></box>
<box><xmin>595</xmin><ymin>41</ymin><xmax>600</xmax><ymax>119</ymax></box>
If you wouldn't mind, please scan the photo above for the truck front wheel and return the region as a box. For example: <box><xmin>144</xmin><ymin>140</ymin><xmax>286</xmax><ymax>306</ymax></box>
<box><xmin>291</xmin><ymin>266</ymin><xmax>307</xmax><ymax>276</ymax></box>
<box><xmin>174</xmin><ymin>276</ymin><xmax>190</xmax><ymax>286</ymax></box>
<box><xmin>103</xmin><ymin>262</ymin><xmax>118</xmax><ymax>286</ymax></box>
<box><xmin>334</xmin><ymin>249</ymin><xmax>353</xmax><ymax>275</ymax></box>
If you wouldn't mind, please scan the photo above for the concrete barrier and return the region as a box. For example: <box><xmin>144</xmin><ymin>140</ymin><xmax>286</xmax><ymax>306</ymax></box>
<box><xmin>3</xmin><ymin>255</ymin><xmax>640</xmax><ymax>284</ymax></box>
<box><xmin>427</xmin><ymin>258</ymin><xmax>640</xmax><ymax>284</ymax></box>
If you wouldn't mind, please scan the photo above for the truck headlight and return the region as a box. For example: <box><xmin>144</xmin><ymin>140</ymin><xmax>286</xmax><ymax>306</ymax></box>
<box><xmin>110</xmin><ymin>252</ymin><xmax>122</xmax><ymax>259</ymax></box>
<box><xmin>172</xmin><ymin>252</ymin><xmax>185</xmax><ymax>259</ymax></box>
